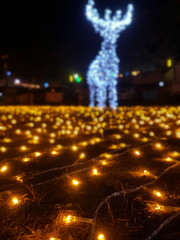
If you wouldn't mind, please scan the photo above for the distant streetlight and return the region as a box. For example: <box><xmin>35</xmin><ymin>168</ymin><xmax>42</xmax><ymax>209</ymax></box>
<box><xmin>159</xmin><ymin>81</ymin><xmax>164</xmax><ymax>87</ymax></box>
<box><xmin>167</xmin><ymin>59</ymin><xmax>172</xmax><ymax>68</ymax></box>
<box><xmin>44</xmin><ymin>82</ymin><xmax>49</xmax><ymax>88</ymax></box>
<box><xmin>69</xmin><ymin>73</ymin><xmax>82</xmax><ymax>83</ymax></box>
<box><xmin>6</xmin><ymin>71</ymin><xmax>11</xmax><ymax>77</ymax></box>
<box><xmin>69</xmin><ymin>75</ymin><xmax>73</xmax><ymax>82</ymax></box>
<box><xmin>74</xmin><ymin>73</ymin><xmax>79</xmax><ymax>79</ymax></box>
<box><xmin>14</xmin><ymin>79</ymin><xmax>21</xmax><ymax>85</ymax></box>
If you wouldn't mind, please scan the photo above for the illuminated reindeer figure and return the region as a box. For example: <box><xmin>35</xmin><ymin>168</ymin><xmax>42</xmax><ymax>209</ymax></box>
<box><xmin>85</xmin><ymin>0</ymin><xmax>133</xmax><ymax>108</ymax></box>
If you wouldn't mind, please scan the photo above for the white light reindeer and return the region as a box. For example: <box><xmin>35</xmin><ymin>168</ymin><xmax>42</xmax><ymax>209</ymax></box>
<box><xmin>85</xmin><ymin>0</ymin><xmax>133</xmax><ymax>108</ymax></box>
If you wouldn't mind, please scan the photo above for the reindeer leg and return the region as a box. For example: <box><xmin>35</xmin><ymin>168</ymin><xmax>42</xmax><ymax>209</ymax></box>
<box><xmin>108</xmin><ymin>83</ymin><xmax>118</xmax><ymax>108</ymax></box>
<box><xmin>97</xmin><ymin>86</ymin><xmax>106</xmax><ymax>108</ymax></box>
<box><xmin>89</xmin><ymin>85</ymin><xmax>95</xmax><ymax>107</ymax></box>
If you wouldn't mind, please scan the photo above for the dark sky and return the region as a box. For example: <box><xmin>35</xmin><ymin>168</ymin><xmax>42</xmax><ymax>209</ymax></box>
<box><xmin>0</xmin><ymin>0</ymin><xmax>180</xmax><ymax>83</ymax></box>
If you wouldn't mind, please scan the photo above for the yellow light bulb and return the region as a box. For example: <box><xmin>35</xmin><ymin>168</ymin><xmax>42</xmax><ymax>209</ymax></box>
<box><xmin>12</xmin><ymin>197</ymin><xmax>19</xmax><ymax>205</ymax></box>
<box><xmin>20</xmin><ymin>145</ymin><xmax>27</xmax><ymax>151</ymax></box>
<box><xmin>79</xmin><ymin>153</ymin><xmax>86</xmax><ymax>159</ymax></box>
<box><xmin>72</xmin><ymin>145</ymin><xmax>78</xmax><ymax>151</ymax></box>
<box><xmin>33</xmin><ymin>136</ymin><xmax>39</xmax><ymax>140</ymax></box>
<box><xmin>22</xmin><ymin>158</ymin><xmax>30</xmax><ymax>162</ymax></box>
<box><xmin>51</xmin><ymin>151</ymin><xmax>58</xmax><ymax>155</ymax></box>
<box><xmin>35</xmin><ymin>152</ymin><xmax>41</xmax><ymax>157</ymax></box>
<box><xmin>98</xmin><ymin>234</ymin><xmax>106</xmax><ymax>240</ymax></box>
<box><xmin>154</xmin><ymin>204</ymin><xmax>164</xmax><ymax>210</ymax></box>
<box><xmin>102</xmin><ymin>161</ymin><xmax>107</xmax><ymax>165</ymax></box>
<box><xmin>153</xmin><ymin>190</ymin><xmax>163</xmax><ymax>198</ymax></box>
<box><xmin>1</xmin><ymin>146</ymin><xmax>6</xmax><ymax>153</ymax></box>
<box><xmin>165</xmin><ymin>157</ymin><xmax>173</xmax><ymax>162</ymax></box>
<box><xmin>155</xmin><ymin>143</ymin><xmax>163</xmax><ymax>149</ymax></box>
<box><xmin>16</xmin><ymin>176</ymin><xmax>23</xmax><ymax>183</ymax></box>
<box><xmin>93</xmin><ymin>169</ymin><xmax>98</xmax><ymax>175</ymax></box>
<box><xmin>134</xmin><ymin>150</ymin><xmax>141</xmax><ymax>156</ymax></box>
<box><xmin>1</xmin><ymin>166</ymin><xmax>7</xmax><ymax>172</ymax></box>
<box><xmin>63</xmin><ymin>215</ymin><xmax>75</xmax><ymax>224</ymax></box>
<box><xmin>72</xmin><ymin>179</ymin><xmax>79</xmax><ymax>186</ymax></box>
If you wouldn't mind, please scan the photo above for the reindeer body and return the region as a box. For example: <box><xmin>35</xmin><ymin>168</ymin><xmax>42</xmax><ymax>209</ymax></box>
<box><xmin>85</xmin><ymin>0</ymin><xmax>134</xmax><ymax>108</ymax></box>
<box><xmin>87</xmin><ymin>40</ymin><xmax>119</xmax><ymax>107</ymax></box>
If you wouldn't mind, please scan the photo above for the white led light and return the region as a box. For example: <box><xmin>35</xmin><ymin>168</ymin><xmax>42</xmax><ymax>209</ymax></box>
<box><xmin>85</xmin><ymin>0</ymin><xmax>134</xmax><ymax>108</ymax></box>
<box><xmin>14</xmin><ymin>79</ymin><xmax>21</xmax><ymax>85</ymax></box>
<box><xmin>159</xmin><ymin>81</ymin><xmax>164</xmax><ymax>87</ymax></box>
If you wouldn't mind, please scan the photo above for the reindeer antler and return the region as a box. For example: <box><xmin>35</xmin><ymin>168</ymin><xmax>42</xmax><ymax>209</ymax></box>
<box><xmin>85</xmin><ymin>0</ymin><xmax>105</xmax><ymax>32</ymax></box>
<box><xmin>119</xmin><ymin>4</ymin><xmax>134</xmax><ymax>27</ymax></box>
<box><xmin>85</xmin><ymin>1</ymin><xmax>134</xmax><ymax>33</ymax></box>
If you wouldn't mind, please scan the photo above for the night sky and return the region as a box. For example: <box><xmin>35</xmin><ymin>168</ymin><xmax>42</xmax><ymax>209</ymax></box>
<box><xmin>0</xmin><ymin>0</ymin><xmax>180</xmax><ymax>83</ymax></box>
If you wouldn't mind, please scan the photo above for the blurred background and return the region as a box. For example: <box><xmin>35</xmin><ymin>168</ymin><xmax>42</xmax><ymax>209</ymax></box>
<box><xmin>0</xmin><ymin>0</ymin><xmax>180</xmax><ymax>105</ymax></box>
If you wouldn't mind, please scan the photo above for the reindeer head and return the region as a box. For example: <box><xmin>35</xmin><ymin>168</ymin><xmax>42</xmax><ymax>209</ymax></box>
<box><xmin>85</xmin><ymin>0</ymin><xmax>134</xmax><ymax>44</ymax></box>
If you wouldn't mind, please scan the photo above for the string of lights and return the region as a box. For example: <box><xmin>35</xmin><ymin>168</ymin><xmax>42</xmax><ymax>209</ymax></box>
<box><xmin>0</xmin><ymin>106</ymin><xmax>180</xmax><ymax>239</ymax></box>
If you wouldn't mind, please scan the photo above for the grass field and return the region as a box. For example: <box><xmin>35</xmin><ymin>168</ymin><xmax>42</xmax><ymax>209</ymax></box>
<box><xmin>0</xmin><ymin>106</ymin><xmax>180</xmax><ymax>240</ymax></box>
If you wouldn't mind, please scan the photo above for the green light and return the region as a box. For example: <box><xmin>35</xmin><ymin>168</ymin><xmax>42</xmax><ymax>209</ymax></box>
<box><xmin>76</xmin><ymin>77</ymin><xmax>82</xmax><ymax>83</ymax></box>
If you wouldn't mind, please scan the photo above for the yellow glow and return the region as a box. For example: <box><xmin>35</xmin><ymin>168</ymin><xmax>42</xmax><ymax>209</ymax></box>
<box><xmin>56</xmin><ymin>144</ymin><xmax>63</xmax><ymax>150</ymax></box>
<box><xmin>79</xmin><ymin>153</ymin><xmax>86</xmax><ymax>159</ymax></box>
<box><xmin>92</xmin><ymin>168</ymin><xmax>98</xmax><ymax>175</ymax></box>
<box><xmin>72</xmin><ymin>145</ymin><xmax>78</xmax><ymax>151</ymax></box>
<box><xmin>1</xmin><ymin>166</ymin><xmax>7</xmax><ymax>172</ymax></box>
<box><xmin>167</xmin><ymin>58</ymin><xmax>172</xmax><ymax>68</ymax></box>
<box><xmin>51</xmin><ymin>151</ymin><xmax>58</xmax><ymax>155</ymax></box>
<box><xmin>165</xmin><ymin>157</ymin><xmax>173</xmax><ymax>162</ymax></box>
<box><xmin>50</xmin><ymin>133</ymin><xmax>56</xmax><ymax>138</ymax></box>
<box><xmin>3</xmin><ymin>138</ymin><xmax>12</xmax><ymax>143</ymax></box>
<box><xmin>33</xmin><ymin>136</ymin><xmax>39</xmax><ymax>140</ymax></box>
<box><xmin>142</xmin><ymin>137</ymin><xmax>148</xmax><ymax>142</ymax></box>
<box><xmin>153</xmin><ymin>190</ymin><xmax>163</xmax><ymax>198</ymax></box>
<box><xmin>1</xmin><ymin>146</ymin><xmax>6</xmax><ymax>153</ymax></box>
<box><xmin>63</xmin><ymin>215</ymin><xmax>76</xmax><ymax>224</ymax></box>
<box><xmin>170</xmin><ymin>151</ymin><xmax>180</xmax><ymax>157</ymax></box>
<box><xmin>72</xmin><ymin>179</ymin><xmax>79</xmax><ymax>186</ymax></box>
<box><xmin>34</xmin><ymin>152</ymin><xmax>41</xmax><ymax>157</ymax></box>
<box><xmin>133</xmin><ymin>133</ymin><xmax>140</xmax><ymax>138</ymax></box>
<box><xmin>175</xmin><ymin>130</ymin><xmax>180</xmax><ymax>138</ymax></box>
<box><xmin>101</xmin><ymin>160</ymin><xmax>107</xmax><ymax>165</ymax></box>
<box><xmin>49</xmin><ymin>139</ymin><xmax>55</xmax><ymax>144</ymax></box>
<box><xmin>25</xmin><ymin>130</ymin><xmax>31</xmax><ymax>135</ymax></box>
<box><xmin>22</xmin><ymin>158</ymin><xmax>30</xmax><ymax>162</ymax></box>
<box><xmin>15</xmin><ymin>129</ymin><xmax>21</xmax><ymax>134</ymax></box>
<box><xmin>79</xmin><ymin>141</ymin><xmax>88</xmax><ymax>146</ymax></box>
<box><xmin>12</xmin><ymin>197</ymin><xmax>19</xmax><ymax>205</ymax></box>
<box><xmin>149</xmin><ymin>131</ymin><xmax>155</xmax><ymax>137</ymax></box>
<box><xmin>20</xmin><ymin>145</ymin><xmax>27</xmax><ymax>151</ymax></box>
<box><xmin>16</xmin><ymin>176</ymin><xmax>23</xmax><ymax>183</ymax></box>
<box><xmin>113</xmin><ymin>134</ymin><xmax>121</xmax><ymax>139</ymax></box>
<box><xmin>119</xmin><ymin>143</ymin><xmax>126</xmax><ymax>148</ymax></box>
<box><xmin>134</xmin><ymin>150</ymin><xmax>141</xmax><ymax>156</ymax></box>
<box><xmin>147</xmin><ymin>203</ymin><xmax>165</xmax><ymax>212</ymax></box>
<box><xmin>143</xmin><ymin>170</ymin><xmax>150</xmax><ymax>175</ymax></box>
<box><xmin>100</xmin><ymin>153</ymin><xmax>111</xmax><ymax>159</ymax></box>
<box><xmin>154</xmin><ymin>204</ymin><xmax>164</xmax><ymax>210</ymax></box>
<box><xmin>98</xmin><ymin>234</ymin><xmax>106</xmax><ymax>240</ymax></box>
<box><xmin>69</xmin><ymin>75</ymin><xmax>74</xmax><ymax>82</ymax></box>
<box><xmin>155</xmin><ymin>143</ymin><xmax>163</xmax><ymax>149</ymax></box>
